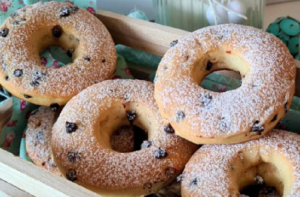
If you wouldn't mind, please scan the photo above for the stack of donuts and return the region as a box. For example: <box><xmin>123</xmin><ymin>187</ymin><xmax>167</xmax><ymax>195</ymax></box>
<box><xmin>0</xmin><ymin>2</ymin><xmax>298</xmax><ymax>197</ymax></box>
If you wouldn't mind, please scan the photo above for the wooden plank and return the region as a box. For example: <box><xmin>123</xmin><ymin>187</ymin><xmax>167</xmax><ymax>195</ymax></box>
<box><xmin>96</xmin><ymin>10</ymin><xmax>188</xmax><ymax>57</ymax></box>
<box><xmin>0</xmin><ymin>179</ymin><xmax>33</xmax><ymax>197</ymax></box>
<box><xmin>0</xmin><ymin>98</ymin><xmax>12</xmax><ymax>137</ymax></box>
<box><xmin>0</xmin><ymin>149</ymin><xmax>101</xmax><ymax>197</ymax></box>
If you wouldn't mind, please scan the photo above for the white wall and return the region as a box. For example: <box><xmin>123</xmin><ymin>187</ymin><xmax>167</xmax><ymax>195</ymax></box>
<box><xmin>97</xmin><ymin>0</ymin><xmax>155</xmax><ymax>20</ymax></box>
<box><xmin>263</xmin><ymin>1</ymin><xmax>300</xmax><ymax>29</ymax></box>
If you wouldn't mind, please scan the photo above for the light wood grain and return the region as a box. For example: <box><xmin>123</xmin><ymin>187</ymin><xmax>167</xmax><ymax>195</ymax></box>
<box><xmin>0</xmin><ymin>98</ymin><xmax>12</xmax><ymax>137</ymax></box>
<box><xmin>0</xmin><ymin>149</ymin><xmax>101</xmax><ymax>197</ymax></box>
<box><xmin>0</xmin><ymin>179</ymin><xmax>33</xmax><ymax>197</ymax></box>
<box><xmin>97</xmin><ymin>10</ymin><xmax>188</xmax><ymax>57</ymax></box>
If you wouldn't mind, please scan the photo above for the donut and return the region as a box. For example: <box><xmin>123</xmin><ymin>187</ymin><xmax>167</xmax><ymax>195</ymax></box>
<box><xmin>181</xmin><ymin>130</ymin><xmax>300</xmax><ymax>197</ymax></box>
<box><xmin>154</xmin><ymin>24</ymin><xmax>296</xmax><ymax>144</ymax></box>
<box><xmin>26</xmin><ymin>107</ymin><xmax>62</xmax><ymax>176</ymax></box>
<box><xmin>0</xmin><ymin>2</ymin><xmax>116</xmax><ymax>106</ymax></box>
<box><xmin>26</xmin><ymin>107</ymin><xmax>139</xmax><ymax>175</ymax></box>
<box><xmin>51</xmin><ymin>79</ymin><xmax>198</xmax><ymax>196</ymax></box>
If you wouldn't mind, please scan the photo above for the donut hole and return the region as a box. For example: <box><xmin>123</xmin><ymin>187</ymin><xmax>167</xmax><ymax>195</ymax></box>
<box><xmin>239</xmin><ymin>163</ymin><xmax>282</xmax><ymax>197</ymax></box>
<box><xmin>235</xmin><ymin>149</ymin><xmax>293</xmax><ymax>197</ymax></box>
<box><xmin>39</xmin><ymin>46</ymin><xmax>73</xmax><ymax>68</ymax></box>
<box><xmin>193</xmin><ymin>50</ymin><xmax>250</xmax><ymax>92</ymax></box>
<box><xmin>95</xmin><ymin>103</ymin><xmax>153</xmax><ymax>153</ymax></box>
<box><xmin>33</xmin><ymin>25</ymin><xmax>81</xmax><ymax>68</ymax></box>
<box><xmin>201</xmin><ymin>70</ymin><xmax>241</xmax><ymax>92</ymax></box>
<box><xmin>111</xmin><ymin>125</ymin><xmax>148</xmax><ymax>153</ymax></box>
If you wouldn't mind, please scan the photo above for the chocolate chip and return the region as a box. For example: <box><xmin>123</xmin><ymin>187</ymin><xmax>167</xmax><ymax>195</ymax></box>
<box><xmin>5</xmin><ymin>76</ymin><xmax>9</xmax><ymax>81</ymax></box>
<box><xmin>226</xmin><ymin>51</ymin><xmax>231</xmax><ymax>54</ymax></box>
<box><xmin>252</xmin><ymin>121</ymin><xmax>264</xmax><ymax>135</ymax></box>
<box><xmin>36</xmin><ymin>131</ymin><xmax>44</xmax><ymax>141</ymax></box>
<box><xmin>84</xmin><ymin>56</ymin><xmax>91</xmax><ymax>61</ymax></box>
<box><xmin>0</xmin><ymin>28</ymin><xmax>9</xmax><ymax>38</ymax></box>
<box><xmin>71</xmin><ymin>6</ymin><xmax>79</xmax><ymax>12</ymax></box>
<box><xmin>170</xmin><ymin>40</ymin><xmax>178</xmax><ymax>47</ymax></box>
<box><xmin>165</xmin><ymin>167</ymin><xmax>177</xmax><ymax>178</ymax></box>
<box><xmin>52</xmin><ymin>25</ymin><xmax>63</xmax><ymax>38</ymax></box>
<box><xmin>126</xmin><ymin>111</ymin><xmax>137</xmax><ymax>122</ymax></box>
<box><xmin>219</xmin><ymin>117</ymin><xmax>230</xmax><ymax>132</ymax></box>
<box><xmin>102</xmin><ymin>58</ymin><xmax>106</xmax><ymax>63</ymax></box>
<box><xmin>67</xmin><ymin>152</ymin><xmax>80</xmax><ymax>162</ymax></box>
<box><xmin>190</xmin><ymin>178</ymin><xmax>198</xmax><ymax>186</ymax></box>
<box><xmin>67</xmin><ymin>49</ymin><xmax>74</xmax><ymax>57</ymax></box>
<box><xmin>200</xmin><ymin>94</ymin><xmax>212</xmax><ymax>106</ymax></box>
<box><xmin>141</xmin><ymin>141</ymin><xmax>152</xmax><ymax>149</ymax></box>
<box><xmin>66</xmin><ymin>169</ymin><xmax>77</xmax><ymax>182</ymax></box>
<box><xmin>31</xmin><ymin>71</ymin><xmax>46</xmax><ymax>87</ymax></box>
<box><xmin>14</xmin><ymin>69</ymin><xmax>23</xmax><ymax>77</ymax></box>
<box><xmin>10</xmin><ymin>12</ymin><xmax>18</xmax><ymax>18</ymax></box>
<box><xmin>143</xmin><ymin>182</ymin><xmax>152</xmax><ymax>189</ymax></box>
<box><xmin>50</xmin><ymin>103</ymin><xmax>60</xmax><ymax>112</ymax></box>
<box><xmin>30</xmin><ymin>80</ymin><xmax>40</xmax><ymax>87</ymax></box>
<box><xmin>206</xmin><ymin>61</ymin><xmax>213</xmax><ymax>71</ymax></box>
<box><xmin>12</xmin><ymin>21</ymin><xmax>20</xmax><ymax>25</ymax></box>
<box><xmin>66</xmin><ymin>121</ymin><xmax>78</xmax><ymax>133</ymax></box>
<box><xmin>154</xmin><ymin>147</ymin><xmax>167</xmax><ymax>159</ymax></box>
<box><xmin>60</xmin><ymin>7</ymin><xmax>70</xmax><ymax>17</ymax></box>
<box><xmin>284</xmin><ymin>102</ymin><xmax>288</xmax><ymax>113</ymax></box>
<box><xmin>271</xmin><ymin>114</ymin><xmax>277</xmax><ymax>122</ymax></box>
<box><xmin>176</xmin><ymin>174</ymin><xmax>184</xmax><ymax>183</ymax></box>
<box><xmin>176</xmin><ymin>111</ymin><xmax>185</xmax><ymax>122</ymax></box>
<box><xmin>24</xmin><ymin>94</ymin><xmax>32</xmax><ymax>99</ymax></box>
<box><xmin>164</xmin><ymin>124</ymin><xmax>175</xmax><ymax>134</ymax></box>
<box><xmin>42</xmin><ymin>162</ymin><xmax>46</xmax><ymax>166</ymax></box>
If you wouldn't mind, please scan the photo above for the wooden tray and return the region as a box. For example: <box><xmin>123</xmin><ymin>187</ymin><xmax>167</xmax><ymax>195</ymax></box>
<box><xmin>0</xmin><ymin>10</ymin><xmax>300</xmax><ymax>197</ymax></box>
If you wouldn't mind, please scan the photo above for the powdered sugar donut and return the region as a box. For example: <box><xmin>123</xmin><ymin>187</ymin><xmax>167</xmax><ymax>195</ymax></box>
<box><xmin>26</xmin><ymin>107</ymin><xmax>62</xmax><ymax>176</ymax></box>
<box><xmin>52</xmin><ymin>80</ymin><xmax>198</xmax><ymax>196</ymax></box>
<box><xmin>155</xmin><ymin>24</ymin><xmax>296</xmax><ymax>144</ymax></box>
<box><xmin>0</xmin><ymin>2</ymin><xmax>116</xmax><ymax>107</ymax></box>
<box><xmin>26</xmin><ymin>107</ymin><xmax>139</xmax><ymax>176</ymax></box>
<box><xmin>181</xmin><ymin>130</ymin><xmax>300</xmax><ymax>197</ymax></box>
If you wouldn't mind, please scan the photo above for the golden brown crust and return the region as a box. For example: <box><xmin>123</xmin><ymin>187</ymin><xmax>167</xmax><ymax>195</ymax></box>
<box><xmin>51</xmin><ymin>79</ymin><xmax>198</xmax><ymax>196</ymax></box>
<box><xmin>155</xmin><ymin>24</ymin><xmax>296</xmax><ymax>144</ymax></box>
<box><xmin>0</xmin><ymin>2</ymin><xmax>116</xmax><ymax>106</ymax></box>
<box><xmin>181</xmin><ymin>130</ymin><xmax>300</xmax><ymax>197</ymax></box>
<box><xmin>26</xmin><ymin>107</ymin><xmax>62</xmax><ymax>176</ymax></box>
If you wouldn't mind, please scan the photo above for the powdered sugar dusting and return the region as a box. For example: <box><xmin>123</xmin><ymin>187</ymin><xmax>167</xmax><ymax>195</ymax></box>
<box><xmin>181</xmin><ymin>130</ymin><xmax>300</xmax><ymax>196</ymax></box>
<box><xmin>0</xmin><ymin>2</ymin><xmax>116</xmax><ymax>104</ymax></box>
<box><xmin>155</xmin><ymin>24</ymin><xmax>296</xmax><ymax>140</ymax></box>
<box><xmin>26</xmin><ymin>106</ymin><xmax>61</xmax><ymax>176</ymax></box>
<box><xmin>52</xmin><ymin>80</ymin><xmax>197</xmax><ymax>193</ymax></box>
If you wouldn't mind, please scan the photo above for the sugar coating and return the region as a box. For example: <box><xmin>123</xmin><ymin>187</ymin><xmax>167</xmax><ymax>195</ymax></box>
<box><xmin>155</xmin><ymin>24</ymin><xmax>296</xmax><ymax>139</ymax></box>
<box><xmin>26</xmin><ymin>107</ymin><xmax>61</xmax><ymax>176</ymax></box>
<box><xmin>0</xmin><ymin>2</ymin><xmax>116</xmax><ymax>98</ymax></box>
<box><xmin>51</xmin><ymin>80</ymin><xmax>197</xmax><ymax>192</ymax></box>
<box><xmin>182</xmin><ymin>130</ymin><xmax>300</xmax><ymax>196</ymax></box>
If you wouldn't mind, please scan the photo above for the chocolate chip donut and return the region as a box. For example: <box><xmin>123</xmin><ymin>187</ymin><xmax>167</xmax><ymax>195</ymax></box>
<box><xmin>26</xmin><ymin>106</ymin><xmax>62</xmax><ymax>176</ymax></box>
<box><xmin>0</xmin><ymin>2</ymin><xmax>116</xmax><ymax>106</ymax></box>
<box><xmin>181</xmin><ymin>130</ymin><xmax>300</xmax><ymax>197</ymax></box>
<box><xmin>26</xmin><ymin>107</ymin><xmax>139</xmax><ymax>176</ymax></box>
<box><xmin>51</xmin><ymin>80</ymin><xmax>198</xmax><ymax>196</ymax></box>
<box><xmin>155</xmin><ymin>24</ymin><xmax>296</xmax><ymax>144</ymax></box>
